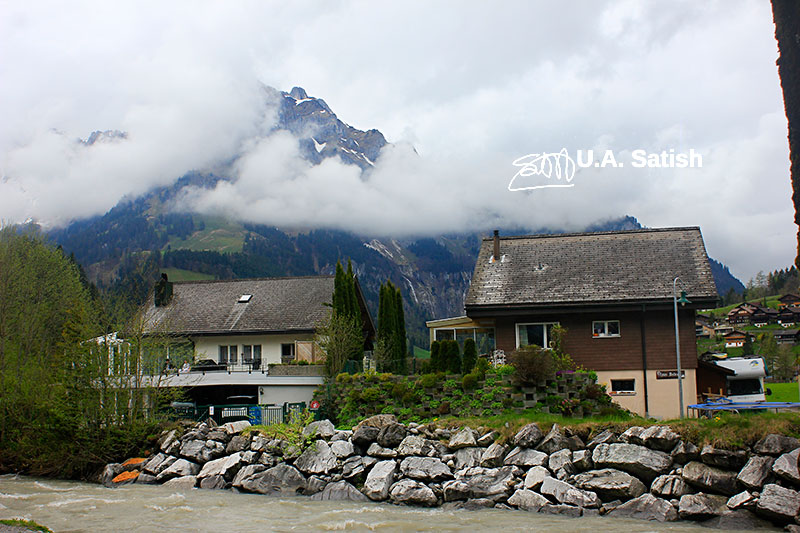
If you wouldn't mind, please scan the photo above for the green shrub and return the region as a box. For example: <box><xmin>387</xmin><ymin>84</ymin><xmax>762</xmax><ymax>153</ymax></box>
<box><xmin>581</xmin><ymin>383</ymin><xmax>605</xmax><ymax>401</ymax></box>
<box><xmin>362</xmin><ymin>387</ymin><xmax>381</xmax><ymax>403</ymax></box>
<box><xmin>474</xmin><ymin>356</ymin><xmax>490</xmax><ymax>378</ymax></box>
<box><xmin>550</xmin><ymin>325</ymin><xmax>577</xmax><ymax>372</ymax></box>
<box><xmin>401</xmin><ymin>390</ymin><xmax>417</xmax><ymax>405</ymax></box>
<box><xmin>495</xmin><ymin>364</ymin><xmax>516</xmax><ymax>376</ymax></box>
<box><xmin>417</xmin><ymin>373</ymin><xmax>438</xmax><ymax>389</ymax></box>
<box><xmin>336</xmin><ymin>373</ymin><xmax>352</xmax><ymax>383</ymax></box>
<box><xmin>509</xmin><ymin>345</ymin><xmax>556</xmax><ymax>385</ymax></box>
<box><xmin>417</xmin><ymin>360</ymin><xmax>431</xmax><ymax>374</ymax></box>
<box><xmin>462</xmin><ymin>372</ymin><xmax>479</xmax><ymax>390</ymax></box>
<box><xmin>546</xmin><ymin>394</ymin><xmax>562</xmax><ymax>406</ymax></box>
<box><xmin>391</xmin><ymin>382</ymin><xmax>407</xmax><ymax>397</ymax></box>
<box><xmin>443</xmin><ymin>379</ymin><xmax>459</xmax><ymax>392</ymax></box>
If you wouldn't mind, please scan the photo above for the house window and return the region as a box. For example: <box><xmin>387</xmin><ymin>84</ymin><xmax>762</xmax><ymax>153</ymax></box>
<box><xmin>219</xmin><ymin>345</ymin><xmax>237</xmax><ymax>364</ymax></box>
<box><xmin>242</xmin><ymin>344</ymin><xmax>262</xmax><ymax>369</ymax></box>
<box><xmin>593</xmin><ymin>320</ymin><xmax>620</xmax><ymax>338</ymax></box>
<box><xmin>610</xmin><ymin>379</ymin><xmax>635</xmax><ymax>394</ymax></box>
<box><xmin>433</xmin><ymin>328</ymin><xmax>496</xmax><ymax>354</ymax></box>
<box><xmin>434</xmin><ymin>329</ymin><xmax>455</xmax><ymax>341</ymax></box>
<box><xmin>281</xmin><ymin>343</ymin><xmax>295</xmax><ymax>363</ymax></box>
<box><xmin>516</xmin><ymin>322</ymin><xmax>558</xmax><ymax>349</ymax></box>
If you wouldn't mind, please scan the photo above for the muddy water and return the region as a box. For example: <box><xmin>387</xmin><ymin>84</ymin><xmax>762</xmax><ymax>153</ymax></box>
<box><xmin>0</xmin><ymin>475</ymin><xmax>760</xmax><ymax>532</ymax></box>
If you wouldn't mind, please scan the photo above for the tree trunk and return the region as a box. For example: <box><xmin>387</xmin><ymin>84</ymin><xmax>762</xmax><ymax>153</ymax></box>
<box><xmin>772</xmin><ymin>1</ymin><xmax>800</xmax><ymax>266</ymax></box>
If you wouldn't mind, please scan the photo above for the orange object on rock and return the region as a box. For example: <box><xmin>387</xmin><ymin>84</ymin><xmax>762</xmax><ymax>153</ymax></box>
<box><xmin>112</xmin><ymin>470</ymin><xmax>140</xmax><ymax>484</ymax></box>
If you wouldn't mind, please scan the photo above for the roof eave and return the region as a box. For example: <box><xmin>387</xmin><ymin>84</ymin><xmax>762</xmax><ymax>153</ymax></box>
<box><xmin>465</xmin><ymin>296</ymin><xmax>718</xmax><ymax>316</ymax></box>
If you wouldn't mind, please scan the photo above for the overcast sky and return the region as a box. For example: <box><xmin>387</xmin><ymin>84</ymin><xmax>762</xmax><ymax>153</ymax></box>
<box><xmin>0</xmin><ymin>0</ymin><xmax>792</xmax><ymax>282</ymax></box>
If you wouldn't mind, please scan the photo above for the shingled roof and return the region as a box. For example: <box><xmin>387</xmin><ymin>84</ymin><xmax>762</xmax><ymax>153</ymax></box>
<box><xmin>143</xmin><ymin>276</ymin><xmax>335</xmax><ymax>335</ymax></box>
<box><xmin>465</xmin><ymin>227</ymin><xmax>717</xmax><ymax>309</ymax></box>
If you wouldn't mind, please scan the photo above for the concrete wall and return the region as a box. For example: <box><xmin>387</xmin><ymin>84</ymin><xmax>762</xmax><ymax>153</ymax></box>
<box><xmin>596</xmin><ymin>368</ymin><xmax>697</xmax><ymax>420</ymax></box>
<box><xmin>258</xmin><ymin>384</ymin><xmax>318</xmax><ymax>405</ymax></box>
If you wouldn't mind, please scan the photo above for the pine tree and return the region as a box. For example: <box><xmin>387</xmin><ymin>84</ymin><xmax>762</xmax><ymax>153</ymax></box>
<box><xmin>742</xmin><ymin>334</ymin><xmax>755</xmax><ymax>355</ymax></box>
<box><xmin>333</xmin><ymin>261</ymin><xmax>347</xmax><ymax>315</ymax></box>
<box><xmin>393</xmin><ymin>285</ymin><xmax>407</xmax><ymax>374</ymax></box>
<box><xmin>346</xmin><ymin>260</ymin><xmax>359</xmax><ymax>318</ymax></box>
<box><xmin>462</xmin><ymin>338</ymin><xmax>477</xmax><ymax>375</ymax></box>
<box><xmin>375</xmin><ymin>279</ymin><xmax>408</xmax><ymax>374</ymax></box>
<box><xmin>430</xmin><ymin>340</ymin><xmax>441</xmax><ymax>372</ymax></box>
<box><xmin>330</xmin><ymin>259</ymin><xmax>364</xmax><ymax>363</ymax></box>
<box><xmin>443</xmin><ymin>340</ymin><xmax>461</xmax><ymax>374</ymax></box>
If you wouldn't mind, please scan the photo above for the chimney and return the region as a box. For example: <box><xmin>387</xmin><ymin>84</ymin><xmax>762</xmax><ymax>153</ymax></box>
<box><xmin>493</xmin><ymin>230</ymin><xmax>500</xmax><ymax>261</ymax></box>
<box><xmin>154</xmin><ymin>272</ymin><xmax>173</xmax><ymax>307</ymax></box>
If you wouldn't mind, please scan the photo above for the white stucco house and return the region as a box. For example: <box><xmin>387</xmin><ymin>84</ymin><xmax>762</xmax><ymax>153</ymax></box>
<box><xmin>141</xmin><ymin>274</ymin><xmax>374</xmax><ymax>406</ymax></box>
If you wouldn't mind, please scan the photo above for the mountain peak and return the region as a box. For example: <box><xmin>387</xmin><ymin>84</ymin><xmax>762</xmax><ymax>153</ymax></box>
<box><xmin>277</xmin><ymin>86</ymin><xmax>388</xmax><ymax>170</ymax></box>
<box><xmin>289</xmin><ymin>86</ymin><xmax>308</xmax><ymax>100</ymax></box>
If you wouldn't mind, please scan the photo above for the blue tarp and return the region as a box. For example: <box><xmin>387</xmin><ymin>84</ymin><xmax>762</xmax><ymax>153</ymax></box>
<box><xmin>688</xmin><ymin>399</ymin><xmax>800</xmax><ymax>412</ymax></box>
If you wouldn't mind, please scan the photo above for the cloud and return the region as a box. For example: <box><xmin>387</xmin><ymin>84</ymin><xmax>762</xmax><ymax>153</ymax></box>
<box><xmin>0</xmin><ymin>0</ymin><xmax>793</xmax><ymax>281</ymax></box>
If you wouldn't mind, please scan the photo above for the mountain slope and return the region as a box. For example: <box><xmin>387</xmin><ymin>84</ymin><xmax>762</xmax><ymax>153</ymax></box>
<box><xmin>47</xmin><ymin>87</ymin><xmax>741</xmax><ymax>347</ymax></box>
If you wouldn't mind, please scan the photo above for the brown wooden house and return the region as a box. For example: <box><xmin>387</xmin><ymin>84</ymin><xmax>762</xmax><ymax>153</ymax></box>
<box><xmin>723</xmin><ymin>330</ymin><xmax>751</xmax><ymax>348</ymax></box>
<box><xmin>778</xmin><ymin>293</ymin><xmax>800</xmax><ymax>309</ymax></box>
<box><xmin>727</xmin><ymin>303</ymin><xmax>758</xmax><ymax>326</ymax></box>
<box><xmin>779</xmin><ymin>306</ymin><xmax>800</xmax><ymax>326</ymax></box>
<box><xmin>773</xmin><ymin>329</ymin><xmax>800</xmax><ymax>345</ymax></box>
<box><xmin>463</xmin><ymin>227</ymin><xmax>718</xmax><ymax>419</ymax></box>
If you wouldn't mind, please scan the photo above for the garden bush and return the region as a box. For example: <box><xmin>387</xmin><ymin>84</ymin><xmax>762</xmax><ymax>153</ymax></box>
<box><xmin>462</xmin><ymin>372</ymin><xmax>479</xmax><ymax>390</ymax></box>
<box><xmin>474</xmin><ymin>356</ymin><xmax>490</xmax><ymax>378</ymax></box>
<box><xmin>509</xmin><ymin>344</ymin><xmax>556</xmax><ymax>385</ymax></box>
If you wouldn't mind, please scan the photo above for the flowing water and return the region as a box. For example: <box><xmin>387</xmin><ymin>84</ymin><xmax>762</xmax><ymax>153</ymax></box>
<box><xmin>0</xmin><ymin>475</ymin><xmax>764</xmax><ymax>532</ymax></box>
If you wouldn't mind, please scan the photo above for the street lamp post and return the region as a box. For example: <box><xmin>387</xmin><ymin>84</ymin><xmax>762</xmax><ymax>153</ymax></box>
<box><xmin>673</xmin><ymin>277</ymin><xmax>691</xmax><ymax>419</ymax></box>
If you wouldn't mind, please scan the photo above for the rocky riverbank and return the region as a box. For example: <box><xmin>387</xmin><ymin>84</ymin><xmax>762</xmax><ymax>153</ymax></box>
<box><xmin>101</xmin><ymin>416</ymin><xmax>800</xmax><ymax>529</ymax></box>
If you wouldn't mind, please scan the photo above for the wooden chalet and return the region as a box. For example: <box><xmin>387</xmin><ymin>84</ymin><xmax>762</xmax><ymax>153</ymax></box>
<box><xmin>463</xmin><ymin>226</ymin><xmax>718</xmax><ymax>419</ymax></box>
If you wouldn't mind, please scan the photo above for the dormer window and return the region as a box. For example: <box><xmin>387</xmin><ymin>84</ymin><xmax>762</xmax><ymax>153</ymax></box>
<box><xmin>238</xmin><ymin>294</ymin><xmax>252</xmax><ymax>303</ymax></box>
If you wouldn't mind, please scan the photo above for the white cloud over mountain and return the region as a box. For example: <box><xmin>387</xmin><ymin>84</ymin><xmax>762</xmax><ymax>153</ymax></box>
<box><xmin>0</xmin><ymin>0</ymin><xmax>792</xmax><ymax>280</ymax></box>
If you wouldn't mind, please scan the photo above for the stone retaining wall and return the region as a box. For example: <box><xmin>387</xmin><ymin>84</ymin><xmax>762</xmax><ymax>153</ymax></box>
<box><xmin>102</xmin><ymin>417</ymin><xmax>800</xmax><ymax>529</ymax></box>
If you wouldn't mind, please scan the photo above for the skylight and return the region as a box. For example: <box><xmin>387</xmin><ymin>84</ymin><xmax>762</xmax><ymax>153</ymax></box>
<box><xmin>238</xmin><ymin>294</ymin><xmax>252</xmax><ymax>303</ymax></box>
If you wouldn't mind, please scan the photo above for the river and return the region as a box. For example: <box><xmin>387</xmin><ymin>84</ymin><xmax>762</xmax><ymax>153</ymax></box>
<box><xmin>0</xmin><ymin>475</ymin><xmax>763</xmax><ymax>532</ymax></box>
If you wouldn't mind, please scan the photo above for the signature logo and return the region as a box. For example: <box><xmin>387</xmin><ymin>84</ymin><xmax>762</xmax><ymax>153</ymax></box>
<box><xmin>507</xmin><ymin>148</ymin><xmax>576</xmax><ymax>191</ymax></box>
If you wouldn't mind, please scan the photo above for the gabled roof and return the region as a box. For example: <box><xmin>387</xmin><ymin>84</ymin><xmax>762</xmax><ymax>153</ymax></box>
<box><xmin>779</xmin><ymin>293</ymin><xmax>800</xmax><ymax>302</ymax></box>
<box><xmin>142</xmin><ymin>276</ymin><xmax>335</xmax><ymax>335</ymax></box>
<box><xmin>465</xmin><ymin>227</ymin><xmax>718</xmax><ymax>309</ymax></box>
<box><xmin>724</xmin><ymin>330</ymin><xmax>750</xmax><ymax>338</ymax></box>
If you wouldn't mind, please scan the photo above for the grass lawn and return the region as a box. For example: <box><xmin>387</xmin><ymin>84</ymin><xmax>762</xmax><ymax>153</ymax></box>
<box><xmin>431</xmin><ymin>409</ymin><xmax>800</xmax><ymax>449</ymax></box>
<box><xmin>161</xmin><ymin>267</ymin><xmax>215</xmax><ymax>282</ymax></box>
<box><xmin>766</xmin><ymin>381</ymin><xmax>800</xmax><ymax>402</ymax></box>
<box><xmin>413</xmin><ymin>347</ymin><xmax>431</xmax><ymax>359</ymax></box>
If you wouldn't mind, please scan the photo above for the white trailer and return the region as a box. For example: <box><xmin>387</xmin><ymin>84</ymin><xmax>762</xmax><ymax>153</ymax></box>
<box><xmin>712</xmin><ymin>357</ymin><xmax>769</xmax><ymax>402</ymax></box>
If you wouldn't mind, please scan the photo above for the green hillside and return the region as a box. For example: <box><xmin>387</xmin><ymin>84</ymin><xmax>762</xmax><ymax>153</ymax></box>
<box><xmin>704</xmin><ymin>295</ymin><xmax>782</xmax><ymax>315</ymax></box>
<box><xmin>166</xmin><ymin>216</ymin><xmax>246</xmax><ymax>253</ymax></box>
<box><xmin>161</xmin><ymin>267</ymin><xmax>216</xmax><ymax>282</ymax></box>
